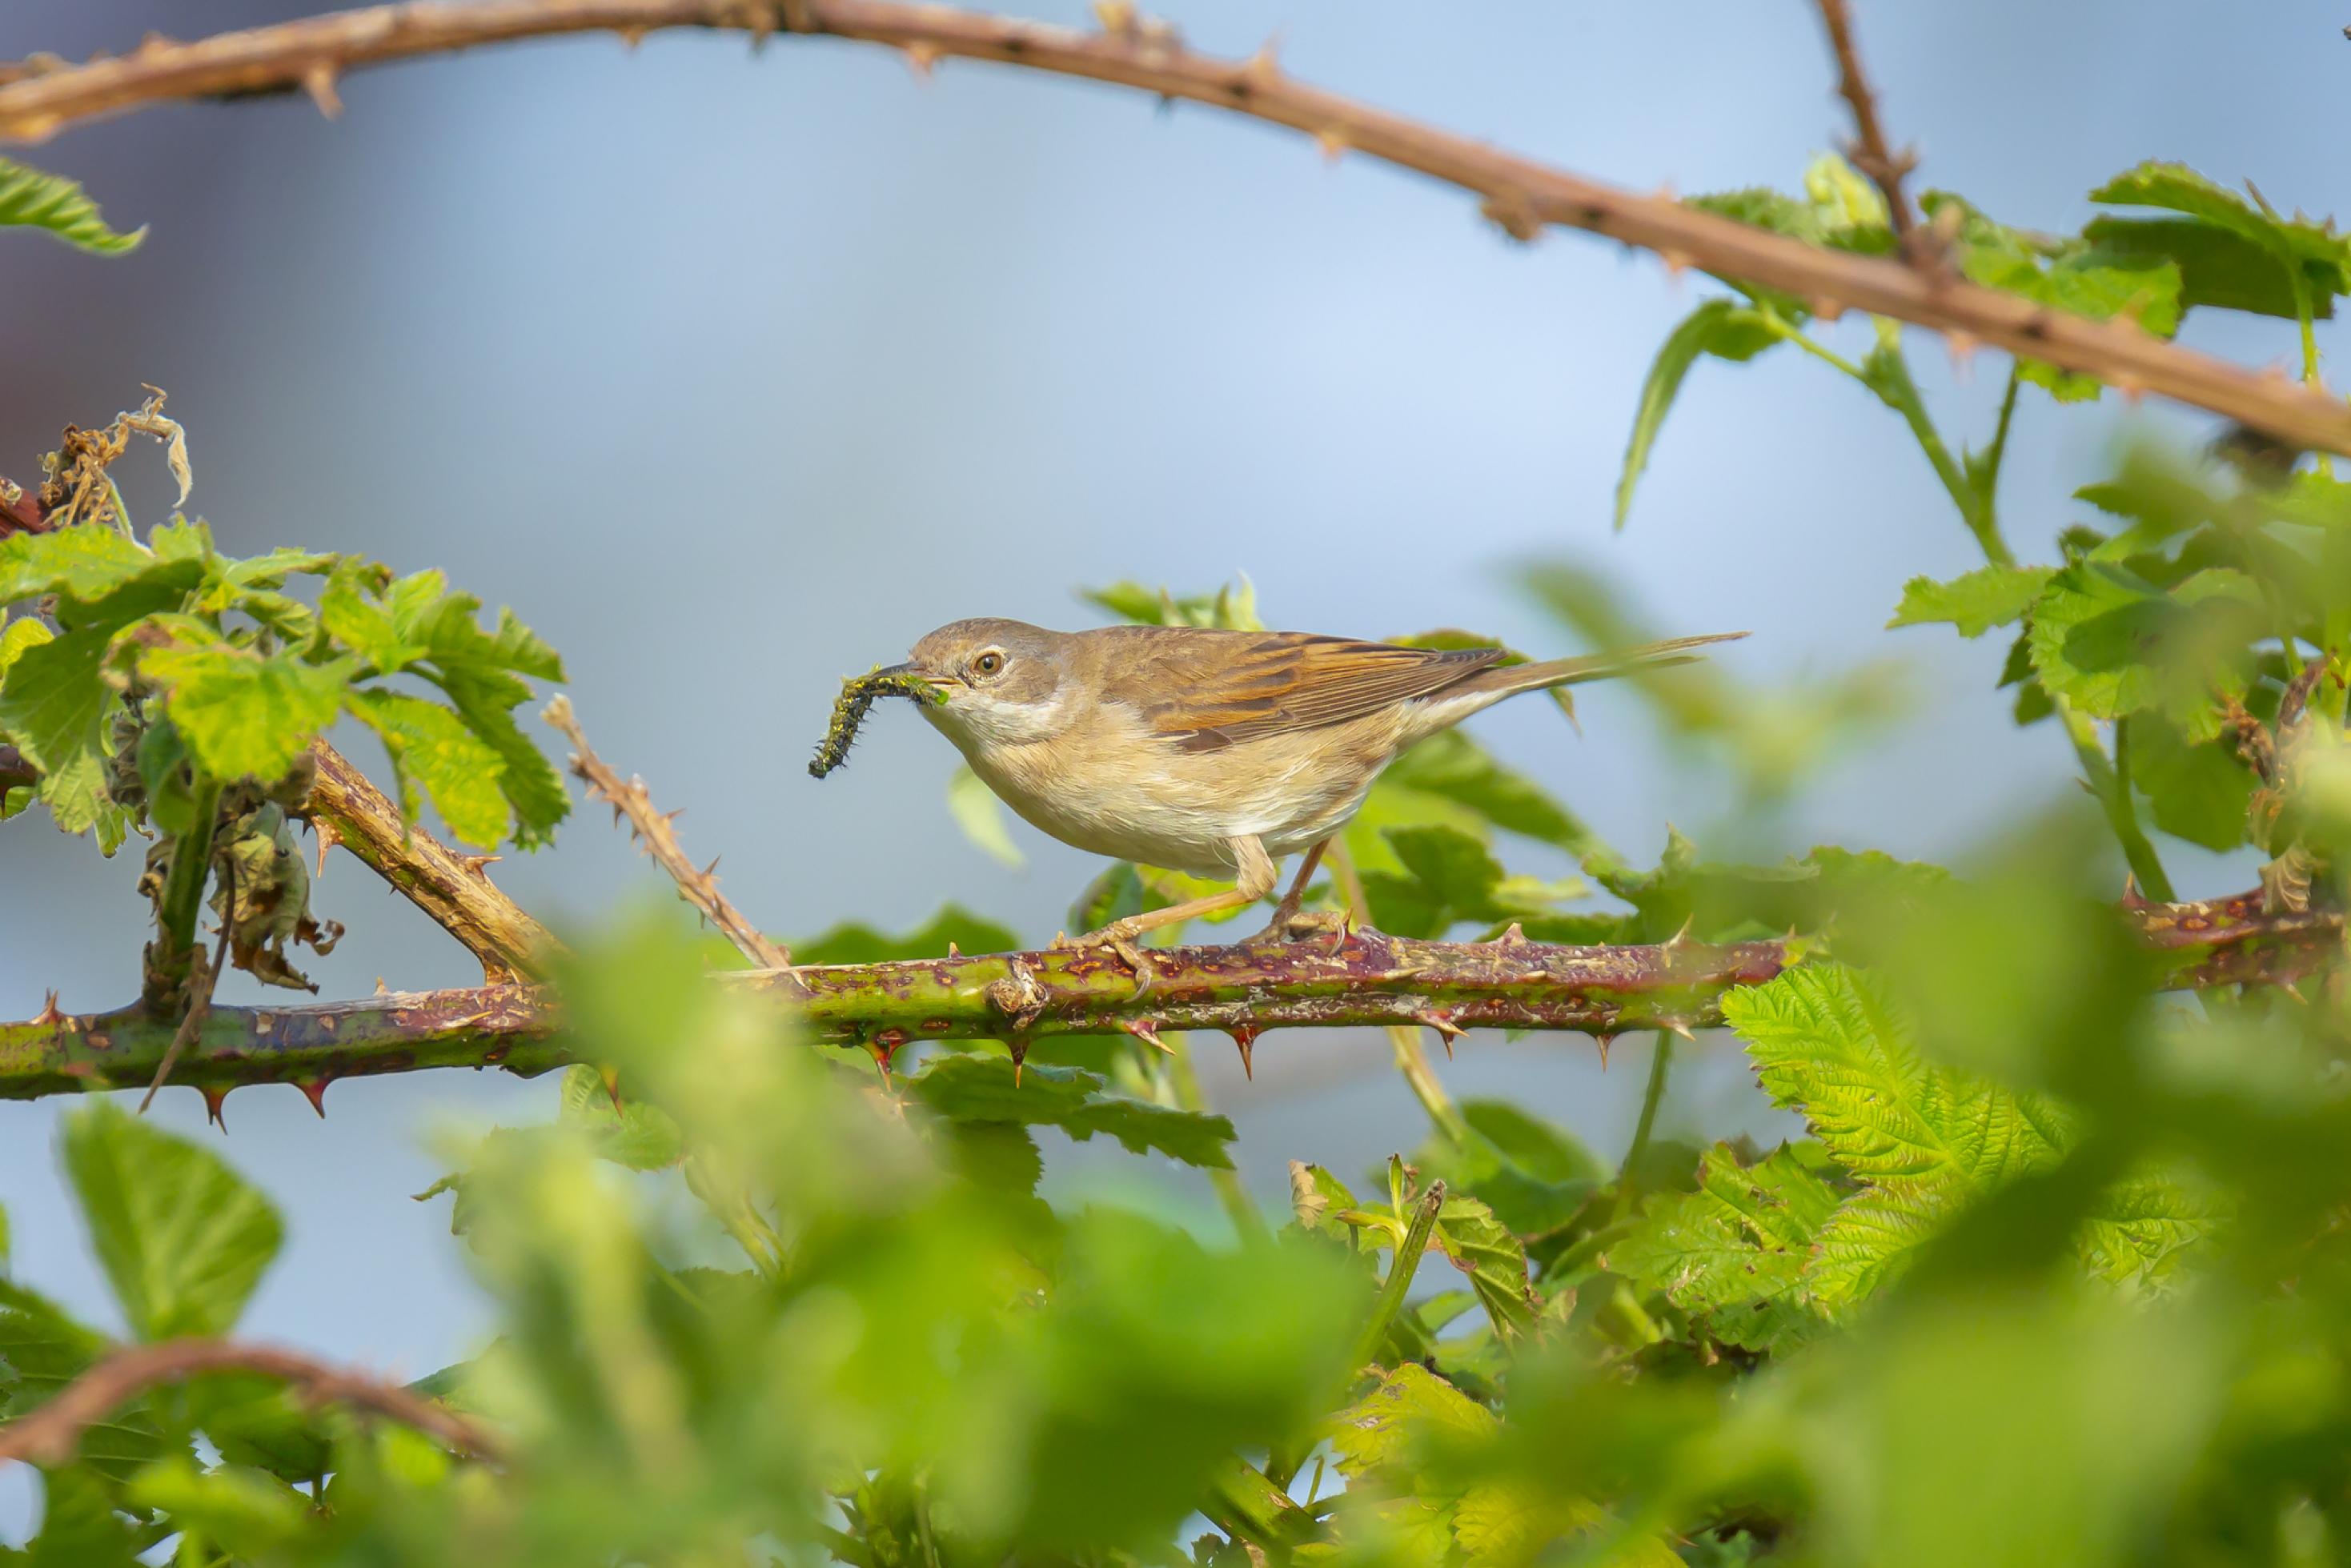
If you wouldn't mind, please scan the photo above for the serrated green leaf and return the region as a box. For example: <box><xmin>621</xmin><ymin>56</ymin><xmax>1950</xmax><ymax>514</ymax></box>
<box><xmin>947</xmin><ymin>763</ymin><xmax>1025</xmax><ymax>868</ymax></box>
<box><xmin>2088</xmin><ymin>162</ymin><xmax>2351</xmax><ymax>319</ymax></box>
<box><xmin>1329</xmin><ymin>1362</ymin><xmax>1493</xmax><ymax>1476</ymax></box>
<box><xmin>0</xmin><ymin>525</ymin><xmax>152</xmax><ymax>603</ymax></box>
<box><xmin>137</xmin><ymin>640</ymin><xmax>353</xmax><ymax>784</ymax></box>
<box><xmin>125</xmin><ymin>1458</ymin><xmax>310</xmax><ymax>1554</ymax></box>
<box><xmin>556</xmin><ymin>1063</ymin><xmax>685</xmax><ymax>1170</ymax></box>
<box><xmin>1617</xmin><ymin>299</ymin><xmax>1783</xmax><ymax>529</ymax></box>
<box><xmin>61</xmin><ymin>1099</ymin><xmax>283</xmax><ymax>1341</ymax></box>
<box><xmin>905</xmin><ymin>1053</ymin><xmax>1235</xmax><ymax>1168</ymax></box>
<box><xmin>2130</xmin><ymin>716</ymin><xmax>2256</xmax><ymax>852</ymax></box>
<box><xmin>435</xmin><ymin>669</ymin><xmax>568</xmax><ymax>847</ymax></box>
<box><xmin>0</xmin><ymin>616</ymin><xmax>51</xmax><ymax>678</ymax></box>
<box><xmin>1433</xmin><ymin>1195</ymin><xmax>1538</xmax><ymax>1339</ymax></box>
<box><xmin>1289</xmin><ymin>1161</ymin><xmax>1358</xmax><ymax>1234</ymax></box>
<box><xmin>0</xmin><ymin>1281</ymin><xmax>173</xmax><ymax>1486</ymax></box>
<box><xmin>1888</xmin><ymin>564</ymin><xmax>2056</xmax><ymax>638</ymax></box>
<box><xmin>24</xmin><ymin>1466</ymin><xmax>144</xmax><ymax>1568</ymax></box>
<box><xmin>1615</xmin><ymin>1142</ymin><xmax>1843</xmax><ymax>1352</ymax></box>
<box><xmin>0</xmin><ymin>156</ymin><xmax>144</xmax><ymax>256</ymax></box>
<box><xmin>345</xmin><ymin>686</ymin><xmax>511</xmax><ymax>847</ymax></box>
<box><xmin>319</xmin><ymin>565</ymin><xmax>426</xmax><ymax>673</ymax></box>
<box><xmin>2027</xmin><ymin>563</ymin><xmax>2262</xmax><ymax>740</ymax></box>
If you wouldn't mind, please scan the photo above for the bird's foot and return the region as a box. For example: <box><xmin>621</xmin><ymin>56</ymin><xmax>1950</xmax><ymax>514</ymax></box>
<box><xmin>1249</xmin><ymin>905</ymin><xmax>1349</xmax><ymax>946</ymax></box>
<box><xmin>1063</xmin><ymin>922</ymin><xmax>1155</xmax><ymax>994</ymax></box>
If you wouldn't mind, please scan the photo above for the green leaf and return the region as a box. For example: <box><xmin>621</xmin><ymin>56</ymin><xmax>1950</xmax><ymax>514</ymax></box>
<box><xmin>1720</xmin><ymin>964</ymin><xmax>2211</xmax><ymax>1301</ymax></box>
<box><xmin>792</xmin><ymin>904</ymin><xmax>1020</xmax><ymax>964</ymax></box>
<box><xmin>0</xmin><ymin>1281</ymin><xmax>173</xmax><ymax>1485</ymax></box>
<box><xmin>1289</xmin><ymin>1161</ymin><xmax>1359</xmax><ymax>1235</ymax></box>
<box><xmin>60</xmin><ymin>1099</ymin><xmax>284</xmax><ymax>1341</ymax></box>
<box><xmin>1616</xmin><ymin>299</ymin><xmax>1782</xmax><ymax>529</ymax></box>
<box><xmin>1611</xmin><ymin>1143</ymin><xmax>1842</xmax><ymax>1352</ymax></box>
<box><xmin>946</xmin><ymin>763</ymin><xmax>1025</xmax><ymax>868</ymax></box>
<box><xmin>1431</xmin><ymin>1195</ymin><xmax>1538</xmax><ymax>1339</ymax></box>
<box><xmin>24</xmin><ymin>1466</ymin><xmax>144</xmax><ymax>1568</ymax></box>
<box><xmin>0</xmin><ymin>526</ymin><xmax>154</xmax><ymax>603</ymax></box>
<box><xmin>905</xmin><ymin>1053</ymin><xmax>1235</xmax><ymax>1168</ymax></box>
<box><xmin>344</xmin><ymin>687</ymin><xmax>511</xmax><ymax>847</ymax></box>
<box><xmin>2087</xmin><ymin>161</ymin><xmax>2351</xmax><ymax>319</ymax></box>
<box><xmin>556</xmin><ymin>1063</ymin><xmax>686</xmax><ymax>1170</ymax></box>
<box><xmin>0</xmin><ymin>156</ymin><xmax>144</xmax><ymax>255</ymax></box>
<box><xmin>1329</xmin><ymin>1362</ymin><xmax>1494</xmax><ymax>1475</ymax></box>
<box><xmin>2026</xmin><ymin>563</ymin><xmax>2262</xmax><ymax>740</ymax></box>
<box><xmin>1378</xmin><ymin>728</ymin><xmax>1595</xmax><ymax>852</ymax></box>
<box><xmin>2130</xmin><ymin>716</ymin><xmax>2256</xmax><ymax>852</ymax></box>
<box><xmin>1923</xmin><ymin>191</ymin><xmax>2184</xmax><ymax>400</ymax></box>
<box><xmin>125</xmin><ymin>1458</ymin><xmax>309</xmax><ymax>1554</ymax></box>
<box><xmin>1888</xmin><ymin>564</ymin><xmax>2056</xmax><ymax>638</ymax></box>
<box><xmin>1079</xmin><ymin>577</ymin><xmax>1261</xmax><ymax>631</ymax></box>
<box><xmin>0</xmin><ymin>616</ymin><xmax>52</xmax><ymax>679</ymax></box>
<box><xmin>137</xmin><ymin>639</ymin><xmax>353</xmax><ymax>784</ymax></box>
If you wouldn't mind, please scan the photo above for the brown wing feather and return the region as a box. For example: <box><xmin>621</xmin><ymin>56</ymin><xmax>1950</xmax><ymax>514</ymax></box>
<box><xmin>1101</xmin><ymin>629</ymin><xmax>1504</xmax><ymax>752</ymax></box>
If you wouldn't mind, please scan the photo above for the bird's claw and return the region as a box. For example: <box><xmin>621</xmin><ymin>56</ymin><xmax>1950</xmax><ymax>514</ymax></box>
<box><xmin>1072</xmin><ymin>924</ymin><xmax>1154</xmax><ymax>995</ymax></box>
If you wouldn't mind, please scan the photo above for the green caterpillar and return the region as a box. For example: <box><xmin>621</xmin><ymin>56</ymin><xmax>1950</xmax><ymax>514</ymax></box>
<box><xmin>808</xmin><ymin>667</ymin><xmax>947</xmax><ymax>779</ymax></box>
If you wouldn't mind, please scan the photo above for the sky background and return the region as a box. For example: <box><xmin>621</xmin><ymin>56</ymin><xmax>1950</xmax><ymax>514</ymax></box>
<box><xmin>2</xmin><ymin>0</ymin><xmax>2338</xmax><ymax>1530</ymax></box>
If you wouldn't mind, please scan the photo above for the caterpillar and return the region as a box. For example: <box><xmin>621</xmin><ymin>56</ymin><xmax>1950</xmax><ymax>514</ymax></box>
<box><xmin>808</xmin><ymin>667</ymin><xmax>947</xmax><ymax>779</ymax></box>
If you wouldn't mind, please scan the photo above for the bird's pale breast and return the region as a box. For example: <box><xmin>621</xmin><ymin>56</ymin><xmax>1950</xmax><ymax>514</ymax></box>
<box><xmin>954</xmin><ymin>697</ymin><xmax>1410</xmax><ymax>876</ymax></box>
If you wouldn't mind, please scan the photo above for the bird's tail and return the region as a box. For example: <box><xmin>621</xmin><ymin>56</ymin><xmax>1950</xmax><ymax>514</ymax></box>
<box><xmin>1462</xmin><ymin>631</ymin><xmax>1747</xmax><ymax>700</ymax></box>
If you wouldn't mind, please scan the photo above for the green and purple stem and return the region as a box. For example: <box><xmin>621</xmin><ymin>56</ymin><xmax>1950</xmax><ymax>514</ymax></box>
<box><xmin>1</xmin><ymin>890</ymin><xmax>2333</xmax><ymax>1105</ymax></box>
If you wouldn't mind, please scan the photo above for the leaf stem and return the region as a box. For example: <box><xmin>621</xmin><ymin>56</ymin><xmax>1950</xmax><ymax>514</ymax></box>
<box><xmin>144</xmin><ymin>778</ymin><xmax>222</xmax><ymax>1010</ymax></box>
<box><xmin>1162</xmin><ymin>1029</ymin><xmax>1272</xmax><ymax>1246</ymax></box>
<box><xmin>1348</xmin><ymin>1179</ymin><xmax>1446</xmax><ymax>1373</ymax></box>
<box><xmin>2065</xmin><ymin>707</ymin><xmax>2175</xmax><ymax>900</ymax></box>
<box><xmin>1868</xmin><ymin>334</ymin><xmax>2016</xmax><ymax>564</ymax></box>
<box><xmin>1611</xmin><ymin>1030</ymin><xmax>1674</xmax><ymax>1225</ymax></box>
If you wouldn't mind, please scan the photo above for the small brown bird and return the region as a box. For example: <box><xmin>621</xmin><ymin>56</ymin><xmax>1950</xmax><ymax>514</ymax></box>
<box><xmin>873</xmin><ymin>620</ymin><xmax>1743</xmax><ymax>965</ymax></box>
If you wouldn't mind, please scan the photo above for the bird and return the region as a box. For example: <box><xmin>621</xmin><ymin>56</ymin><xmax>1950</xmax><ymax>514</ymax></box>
<box><xmin>861</xmin><ymin>619</ymin><xmax>1743</xmax><ymax>972</ymax></box>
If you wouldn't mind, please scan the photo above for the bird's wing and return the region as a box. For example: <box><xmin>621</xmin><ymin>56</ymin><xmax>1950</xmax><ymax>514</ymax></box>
<box><xmin>1113</xmin><ymin>630</ymin><xmax>1505</xmax><ymax>752</ymax></box>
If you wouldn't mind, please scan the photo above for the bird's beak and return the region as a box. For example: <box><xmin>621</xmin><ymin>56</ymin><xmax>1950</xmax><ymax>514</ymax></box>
<box><xmin>876</xmin><ymin>661</ymin><xmax>957</xmax><ymax>693</ymax></box>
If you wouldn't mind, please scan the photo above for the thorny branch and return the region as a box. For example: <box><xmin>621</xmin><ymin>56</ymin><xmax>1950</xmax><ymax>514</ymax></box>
<box><xmin>543</xmin><ymin>696</ymin><xmax>794</xmax><ymax>971</ymax></box>
<box><xmin>1811</xmin><ymin>0</ymin><xmax>1920</xmax><ymax>251</ymax></box>
<box><xmin>0</xmin><ymin>1337</ymin><xmax>503</xmax><ymax>1468</ymax></box>
<box><xmin>303</xmin><ymin>740</ymin><xmax>557</xmax><ymax>983</ymax></box>
<box><xmin>0</xmin><ymin>1</ymin><xmax>2348</xmax><ymax>452</ymax></box>
<box><xmin>0</xmin><ymin>890</ymin><xmax>2334</xmax><ymax>1102</ymax></box>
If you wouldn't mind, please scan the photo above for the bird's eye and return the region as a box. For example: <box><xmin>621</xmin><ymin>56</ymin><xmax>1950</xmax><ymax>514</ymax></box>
<box><xmin>971</xmin><ymin>651</ymin><xmax>1005</xmax><ymax>679</ymax></box>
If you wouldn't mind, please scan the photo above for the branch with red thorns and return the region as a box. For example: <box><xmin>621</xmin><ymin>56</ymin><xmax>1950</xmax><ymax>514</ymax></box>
<box><xmin>1</xmin><ymin>891</ymin><xmax>2337</xmax><ymax>1101</ymax></box>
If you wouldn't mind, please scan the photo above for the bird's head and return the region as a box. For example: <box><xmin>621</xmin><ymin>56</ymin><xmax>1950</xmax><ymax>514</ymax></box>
<box><xmin>888</xmin><ymin>618</ymin><xmax>1077</xmax><ymax>748</ymax></box>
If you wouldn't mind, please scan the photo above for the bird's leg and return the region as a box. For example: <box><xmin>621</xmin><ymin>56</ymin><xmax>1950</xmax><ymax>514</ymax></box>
<box><xmin>1250</xmin><ymin>836</ymin><xmax>1342</xmax><ymax>943</ymax></box>
<box><xmin>1075</xmin><ymin>836</ymin><xmax>1277</xmax><ymax>993</ymax></box>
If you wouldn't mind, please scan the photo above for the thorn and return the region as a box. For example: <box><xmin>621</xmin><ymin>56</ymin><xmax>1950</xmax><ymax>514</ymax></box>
<box><xmin>616</xmin><ymin>23</ymin><xmax>651</xmax><ymax>48</ymax></box>
<box><xmin>459</xmin><ymin>853</ymin><xmax>500</xmax><ymax>877</ymax></box>
<box><xmin>34</xmin><ymin>989</ymin><xmax>63</xmax><ymax>1029</ymax></box>
<box><xmin>1242</xmin><ymin>32</ymin><xmax>1282</xmax><ymax>87</ymax></box>
<box><xmin>1415</xmin><ymin>1012</ymin><xmax>1466</xmax><ymax>1060</ymax></box>
<box><xmin>1315</xmin><ymin>127</ymin><xmax>1349</xmax><ymax>162</ymax></box>
<box><xmin>1478</xmin><ymin>196</ymin><xmax>1543</xmax><ymax>244</ymax></box>
<box><xmin>1494</xmin><ymin>922</ymin><xmax>1528</xmax><ymax>946</ymax></box>
<box><xmin>1229</xmin><ymin>1022</ymin><xmax>1262</xmax><ymax>1080</ymax></box>
<box><xmin>1120</xmin><ymin>1017</ymin><xmax>1175</xmax><ymax>1055</ymax></box>
<box><xmin>1811</xmin><ymin>296</ymin><xmax>1847</xmax><ymax>323</ymax></box>
<box><xmin>600</xmin><ymin>1063</ymin><xmax>623</xmax><ymax>1113</ymax></box>
<box><xmin>298</xmin><ymin>1078</ymin><xmax>330</xmax><ymax>1117</ymax></box>
<box><xmin>1659</xmin><ymin>250</ymin><xmax>1692</xmax><ymax>278</ymax></box>
<box><xmin>312</xmin><ymin>818</ymin><xmax>341</xmax><ymax>879</ymax></box>
<box><xmin>865</xmin><ymin>1038</ymin><xmax>897</xmax><ymax>1089</ymax></box>
<box><xmin>2113</xmin><ymin>374</ymin><xmax>2146</xmax><ymax>404</ymax></box>
<box><xmin>1009</xmin><ymin>1030</ymin><xmax>1032</xmax><ymax>1087</ymax></box>
<box><xmin>300</xmin><ymin>62</ymin><xmax>342</xmax><ymax>119</ymax></box>
<box><xmin>900</xmin><ymin>40</ymin><xmax>940</xmax><ymax>76</ymax></box>
<box><xmin>1595</xmin><ymin>1032</ymin><xmax>1616</xmax><ymax>1069</ymax></box>
<box><xmin>701</xmin><ymin>855</ymin><xmax>721</xmax><ymax>880</ymax></box>
<box><xmin>374</xmin><ymin>976</ymin><xmax>389</xmax><ymax>995</ymax></box>
<box><xmin>202</xmin><ymin>1085</ymin><xmax>230</xmax><ymax>1131</ymax></box>
<box><xmin>1092</xmin><ymin>0</ymin><xmax>1136</xmax><ymax>31</ymax></box>
<box><xmin>1666</xmin><ymin>915</ymin><xmax>1695</xmax><ymax>948</ymax></box>
<box><xmin>1944</xmin><ymin>330</ymin><xmax>1978</xmax><ymax>377</ymax></box>
<box><xmin>1665</xmin><ymin>1019</ymin><xmax>1697</xmax><ymax>1041</ymax></box>
<box><xmin>946</xmin><ymin>940</ymin><xmax>961</xmax><ymax>959</ymax></box>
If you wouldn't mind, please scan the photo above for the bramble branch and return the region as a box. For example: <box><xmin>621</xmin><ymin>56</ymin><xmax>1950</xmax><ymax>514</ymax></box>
<box><xmin>0</xmin><ymin>890</ymin><xmax>2334</xmax><ymax>1101</ymax></box>
<box><xmin>1811</xmin><ymin>0</ymin><xmax>1920</xmax><ymax>250</ymax></box>
<box><xmin>0</xmin><ymin>1337</ymin><xmax>502</xmax><ymax>1468</ymax></box>
<box><xmin>543</xmin><ymin>696</ymin><xmax>793</xmax><ymax>970</ymax></box>
<box><xmin>304</xmin><ymin>740</ymin><xmax>556</xmax><ymax>983</ymax></box>
<box><xmin>2</xmin><ymin>2</ymin><xmax>2348</xmax><ymax>453</ymax></box>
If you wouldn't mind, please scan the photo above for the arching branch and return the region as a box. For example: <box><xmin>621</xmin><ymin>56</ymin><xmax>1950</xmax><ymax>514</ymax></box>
<box><xmin>2</xmin><ymin>1</ymin><xmax>2347</xmax><ymax>453</ymax></box>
